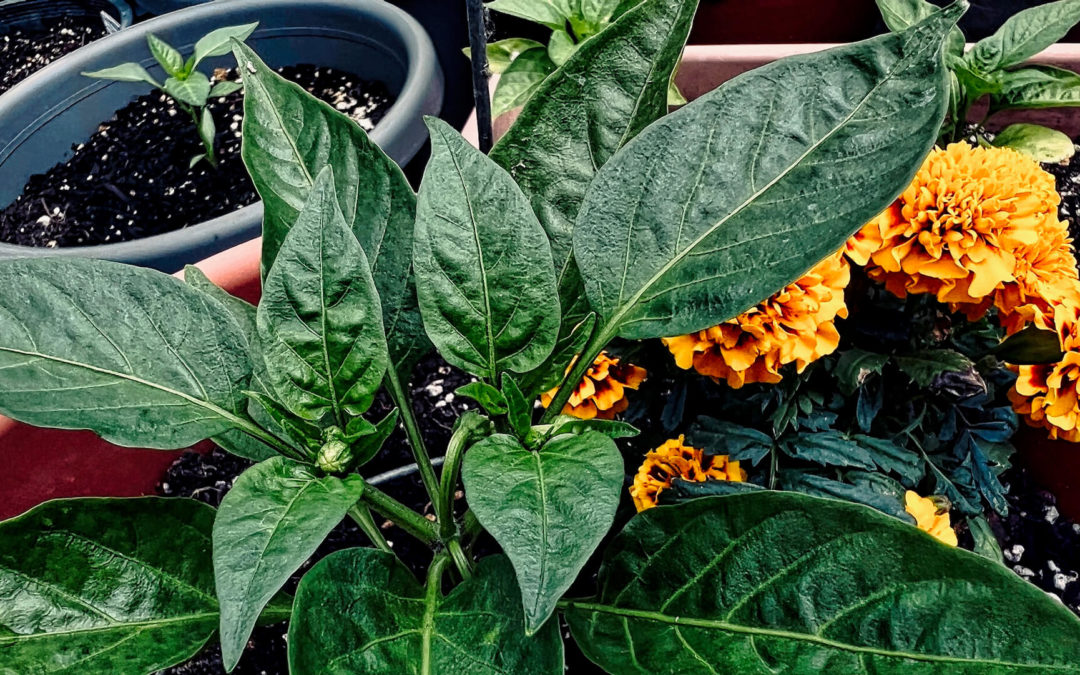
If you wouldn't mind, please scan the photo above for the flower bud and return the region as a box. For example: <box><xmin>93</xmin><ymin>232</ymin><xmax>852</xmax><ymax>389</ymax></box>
<box><xmin>316</xmin><ymin>426</ymin><xmax>353</xmax><ymax>473</ymax></box>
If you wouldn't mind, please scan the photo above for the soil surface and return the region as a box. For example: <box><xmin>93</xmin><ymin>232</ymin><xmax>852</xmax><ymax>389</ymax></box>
<box><xmin>1041</xmin><ymin>141</ymin><xmax>1080</xmax><ymax>246</ymax></box>
<box><xmin>0</xmin><ymin>15</ymin><xmax>107</xmax><ymax>96</ymax></box>
<box><xmin>0</xmin><ymin>65</ymin><xmax>392</xmax><ymax>248</ymax></box>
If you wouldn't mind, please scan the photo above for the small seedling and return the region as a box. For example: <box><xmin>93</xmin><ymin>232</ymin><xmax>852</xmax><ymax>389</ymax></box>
<box><xmin>83</xmin><ymin>23</ymin><xmax>258</xmax><ymax>168</ymax></box>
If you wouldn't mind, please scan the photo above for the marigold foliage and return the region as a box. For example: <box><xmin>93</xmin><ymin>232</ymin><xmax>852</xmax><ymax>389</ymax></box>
<box><xmin>629</xmin><ymin>435</ymin><xmax>746</xmax><ymax>511</ymax></box>
<box><xmin>662</xmin><ymin>251</ymin><xmax>850</xmax><ymax>388</ymax></box>
<box><xmin>904</xmin><ymin>490</ymin><xmax>958</xmax><ymax>547</ymax></box>
<box><xmin>540</xmin><ymin>351</ymin><xmax>646</xmax><ymax>420</ymax></box>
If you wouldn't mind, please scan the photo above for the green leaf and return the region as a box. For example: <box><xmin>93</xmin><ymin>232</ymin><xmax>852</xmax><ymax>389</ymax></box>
<box><xmin>147</xmin><ymin>33</ymin><xmax>184</xmax><ymax>77</ymax></box>
<box><xmin>351</xmin><ymin>409</ymin><xmax>400</xmax><ymax>467</ymax></box>
<box><xmin>215</xmin><ymin>457</ymin><xmax>363</xmax><ymax>671</ymax></box>
<box><xmin>289</xmin><ymin>550</ymin><xmax>563</xmax><ymax>673</ymax></box>
<box><xmin>246</xmin><ymin>390</ymin><xmax>323</xmax><ymax>453</ymax></box>
<box><xmin>894</xmin><ymin>349</ymin><xmax>974</xmax><ymax>387</ymax></box>
<box><xmin>781</xmin><ymin>469</ymin><xmax>912</xmax><ymax>521</ymax></box>
<box><xmin>874</xmin><ymin>0</ymin><xmax>936</xmax><ymax>31</ymax></box>
<box><xmin>501</xmin><ymin>373</ymin><xmax>532</xmax><ymax>440</ymax></box>
<box><xmin>993</xmin><ymin>122</ymin><xmax>1076</xmax><ymax>163</ymax></box>
<box><xmin>0</xmin><ymin>258</ymin><xmax>251</xmax><ymax>449</ymax></box>
<box><xmin>478</xmin><ymin>38</ymin><xmax>545</xmax><ymax>74</ymax></box>
<box><xmin>257</xmin><ymin>167</ymin><xmax>389</xmax><ymax>424</ymax></box>
<box><xmin>833</xmin><ymin>349</ymin><xmax>889</xmax><ymax>396</ymax></box>
<box><xmin>209</xmin><ymin>80</ymin><xmax>243</xmax><ymax>98</ymax></box>
<box><xmin>82</xmin><ymin>62</ymin><xmax>160</xmax><ymax>87</ymax></box>
<box><xmin>457</xmin><ymin>381</ymin><xmax>509</xmax><ymax>415</ymax></box>
<box><xmin>994</xmin><ymin>323</ymin><xmax>1067</xmax><ymax>364</ymax></box>
<box><xmin>234</xmin><ymin>42</ymin><xmax>428</xmax><ymax>375</ymax></box>
<box><xmin>660</xmin><ymin>477</ymin><xmax>765</xmax><ymax>504</ymax></box>
<box><xmin>546</xmin><ymin>415</ymin><xmax>640</xmax><ymax>439</ymax></box>
<box><xmin>547</xmin><ymin>30</ymin><xmax>578</xmax><ymax>67</ymax></box>
<box><xmin>462</xmin><ymin>432</ymin><xmax>622</xmax><ymax>633</ymax></box>
<box><xmin>491</xmin><ymin>47</ymin><xmax>556</xmax><ymax>118</ymax></box>
<box><xmin>414</xmin><ymin>118</ymin><xmax>560</xmax><ymax>380</ymax></box>
<box><xmin>783</xmin><ymin>431</ymin><xmax>877</xmax><ymax>470</ymax></box>
<box><xmin>851</xmin><ymin>434</ymin><xmax>923</xmax><ymax>483</ymax></box>
<box><xmin>969</xmin><ymin>0</ymin><xmax>1080</xmax><ymax>72</ymax></box>
<box><xmin>574</xmin><ymin>7</ymin><xmax>959</xmax><ymax>340</ymax></box>
<box><xmin>184</xmin><ymin>265</ymin><xmax>257</xmax><ymax>340</ymax></box>
<box><xmin>989</xmin><ymin>64</ymin><xmax>1080</xmax><ymax>113</ymax></box>
<box><xmin>193</xmin><ymin>22</ymin><xmax>259</xmax><ymax>67</ymax></box>
<box><xmin>198</xmin><ymin>106</ymin><xmax>216</xmax><ymax>157</ymax></box>
<box><xmin>566</xmin><ymin>491</ymin><xmax>1080</xmax><ymax>673</ymax></box>
<box><xmin>190</xmin><ymin>153</ymin><xmax>207</xmax><ymax>168</ymax></box>
<box><xmin>969</xmin><ymin>515</ymin><xmax>1004</xmax><ymax>563</ymax></box>
<box><xmin>0</xmin><ymin>498</ymin><xmax>225</xmax><ymax>673</ymax></box>
<box><xmin>490</xmin><ymin>0</ymin><xmax>696</xmax><ymax>371</ymax></box>
<box><xmin>688</xmin><ymin>416</ymin><xmax>774</xmax><ymax>465</ymax></box>
<box><xmin>487</xmin><ymin>0</ymin><xmax>569</xmax><ymax>29</ymax></box>
<box><xmin>163</xmin><ymin>71</ymin><xmax>211</xmax><ymax>107</ymax></box>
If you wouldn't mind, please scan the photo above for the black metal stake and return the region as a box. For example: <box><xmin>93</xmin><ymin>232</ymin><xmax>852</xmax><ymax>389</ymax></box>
<box><xmin>465</xmin><ymin>0</ymin><xmax>493</xmax><ymax>154</ymax></box>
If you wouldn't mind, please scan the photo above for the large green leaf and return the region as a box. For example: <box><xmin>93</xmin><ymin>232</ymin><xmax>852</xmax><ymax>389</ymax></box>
<box><xmin>461</xmin><ymin>432</ymin><xmax>622</xmax><ymax>633</ymax></box>
<box><xmin>215</xmin><ymin>457</ymin><xmax>363</xmax><ymax>671</ymax></box>
<box><xmin>573</xmin><ymin>6</ymin><xmax>959</xmax><ymax>341</ymax></box>
<box><xmin>0</xmin><ymin>498</ymin><xmax>227</xmax><ymax>673</ymax></box>
<box><xmin>288</xmin><ymin>550</ymin><xmax>562</xmax><ymax>674</ymax></box>
<box><xmin>0</xmin><ymin>258</ymin><xmax>251</xmax><ymax>449</ymax></box>
<box><xmin>968</xmin><ymin>0</ymin><xmax>1080</xmax><ymax>72</ymax></box>
<box><xmin>491</xmin><ymin>47</ymin><xmax>557</xmax><ymax>118</ymax></box>
<box><xmin>413</xmin><ymin>118</ymin><xmax>560</xmax><ymax>380</ymax></box>
<box><xmin>234</xmin><ymin>42</ymin><xmax>428</xmax><ymax>374</ymax></box>
<box><xmin>992</xmin><ymin>122</ymin><xmax>1076</xmax><ymax>163</ymax></box>
<box><xmin>566</xmin><ymin>491</ymin><xmax>1080</xmax><ymax>673</ymax></box>
<box><xmin>257</xmin><ymin>167</ymin><xmax>389</xmax><ymax>424</ymax></box>
<box><xmin>490</xmin><ymin>0</ymin><xmax>697</xmax><ymax>384</ymax></box>
<box><xmin>989</xmin><ymin>64</ymin><xmax>1080</xmax><ymax>113</ymax></box>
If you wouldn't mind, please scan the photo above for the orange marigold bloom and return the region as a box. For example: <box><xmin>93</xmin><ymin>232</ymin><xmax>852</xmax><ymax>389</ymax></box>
<box><xmin>1009</xmin><ymin>351</ymin><xmax>1080</xmax><ymax>442</ymax></box>
<box><xmin>540</xmin><ymin>351</ymin><xmax>646</xmax><ymax>420</ymax></box>
<box><xmin>662</xmin><ymin>251</ymin><xmax>849</xmax><ymax>389</ymax></box>
<box><xmin>862</xmin><ymin>143</ymin><xmax>1062</xmax><ymax>312</ymax></box>
<box><xmin>904</xmin><ymin>491</ymin><xmax>958</xmax><ymax>547</ymax></box>
<box><xmin>630</xmin><ymin>435</ymin><xmax>747</xmax><ymax>511</ymax></box>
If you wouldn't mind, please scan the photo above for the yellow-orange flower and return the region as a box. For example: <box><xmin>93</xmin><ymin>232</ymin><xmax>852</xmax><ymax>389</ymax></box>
<box><xmin>630</xmin><ymin>435</ymin><xmax>747</xmax><ymax>511</ymax></box>
<box><xmin>662</xmin><ymin>251</ymin><xmax>849</xmax><ymax>388</ymax></box>
<box><xmin>540</xmin><ymin>351</ymin><xmax>646</xmax><ymax>420</ymax></box>
<box><xmin>994</xmin><ymin>228</ymin><xmax>1080</xmax><ymax>336</ymax></box>
<box><xmin>904</xmin><ymin>491</ymin><xmax>958</xmax><ymax>547</ymax></box>
<box><xmin>861</xmin><ymin>143</ymin><xmax>1062</xmax><ymax>312</ymax></box>
<box><xmin>1009</xmin><ymin>351</ymin><xmax>1080</xmax><ymax>442</ymax></box>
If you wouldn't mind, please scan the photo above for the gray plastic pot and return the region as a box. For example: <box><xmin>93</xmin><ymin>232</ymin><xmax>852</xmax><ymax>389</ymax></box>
<box><xmin>0</xmin><ymin>0</ymin><xmax>443</xmax><ymax>272</ymax></box>
<box><xmin>0</xmin><ymin>0</ymin><xmax>132</xmax><ymax>33</ymax></box>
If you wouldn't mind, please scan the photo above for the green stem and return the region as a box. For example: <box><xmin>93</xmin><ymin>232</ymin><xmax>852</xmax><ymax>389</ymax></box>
<box><xmin>447</xmin><ymin>538</ymin><xmax>474</xmax><ymax>580</ymax></box>
<box><xmin>768</xmin><ymin>443</ymin><xmax>779</xmax><ymax>491</ymax></box>
<box><xmin>421</xmin><ymin>555</ymin><xmax>451</xmax><ymax>674</ymax></box>
<box><xmin>360</xmin><ymin>478</ymin><xmax>438</xmax><ymax>546</ymax></box>
<box><xmin>231</xmin><ymin>415</ymin><xmax>301</xmax><ymax>460</ymax></box>
<box><xmin>348</xmin><ymin>504</ymin><xmax>392</xmax><ymax>553</ymax></box>
<box><xmin>462</xmin><ymin>509</ymin><xmax>483</xmax><ymax>541</ymax></box>
<box><xmin>538</xmin><ymin>323</ymin><xmax>611</xmax><ymax>425</ymax></box>
<box><xmin>385</xmin><ymin>367</ymin><xmax>443</xmax><ymax>520</ymax></box>
<box><xmin>438</xmin><ymin>412</ymin><xmax>489</xmax><ymax>541</ymax></box>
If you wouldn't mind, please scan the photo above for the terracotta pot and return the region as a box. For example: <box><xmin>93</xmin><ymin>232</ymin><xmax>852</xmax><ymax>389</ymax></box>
<box><xmin>688</xmin><ymin>0</ymin><xmax>879</xmax><ymax>44</ymax></box>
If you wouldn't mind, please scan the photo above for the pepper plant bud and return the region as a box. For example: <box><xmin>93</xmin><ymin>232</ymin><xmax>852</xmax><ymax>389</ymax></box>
<box><xmin>316</xmin><ymin>426</ymin><xmax>353</xmax><ymax>474</ymax></box>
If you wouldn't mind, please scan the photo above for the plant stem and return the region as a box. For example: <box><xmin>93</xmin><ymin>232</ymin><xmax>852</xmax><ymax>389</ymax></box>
<box><xmin>360</xmin><ymin>478</ymin><xmax>439</xmax><ymax>545</ymax></box>
<box><xmin>447</xmin><ymin>537</ymin><xmax>474</xmax><ymax>579</ymax></box>
<box><xmin>347</xmin><ymin>504</ymin><xmax>392</xmax><ymax>553</ymax></box>
<box><xmin>465</xmin><ymin>0</ymin><xmax>494</xmax><ymax>153</ymax></box>
<box><xmin>438</xmin><ymin>412</ymin><xmax>489</xmax><ymax>540</ymax></box>
<box><xmin>539</xmin><ymin>323</ymin><xmax>611</xmax><ymax>425</ymax></box>
<box><xmin>384</xmin><ymin>367</ymin><xmax>443</xmax><ymax>522</ymax></box>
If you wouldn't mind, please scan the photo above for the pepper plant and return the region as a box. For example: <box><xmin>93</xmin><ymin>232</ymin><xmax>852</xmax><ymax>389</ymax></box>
<box><xmin>2</xmin><ymin>1</ymin><xmax>1080</xmax><ymax>673</ymax></box>
<box><xmin>83</xmin><ymin>23</ymin><xmax>258</xmax><ymax>168</ymax></box>
<box><xmin>877</xmin><ymin>0</ymin><xmax>1080</xmax><ymax>160</ymax></box>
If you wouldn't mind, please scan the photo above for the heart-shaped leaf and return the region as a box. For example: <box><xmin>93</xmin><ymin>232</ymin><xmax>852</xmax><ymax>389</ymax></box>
<box><xmin>462</xmin><ymin>432</ymin><xmax>622</xmax><ymax>633</ymax></box>
<box><xmin>257</xmin><ymin>166</ymin><xmax>389</xmax><ymax>424</ymax></box>
<box><xmin>0</xmin><ymin>498</ymin><xmax>249</xmax><ymax>673</ymax></box>
<box><xmin>215</xmin><ymin>457</ymin><xmax>364</xmax><ymax>671</ymax></box>
<box><xmin>288</xmin><ymin>550</ymin><xmax>563</xmax><ymax>674</ymax></box>
<box><xmin>234</xmin><ymin>42</ymin><xmax>428</xmax><ymax>375</ymax></box>
<box><xmin>573</xmin><ymin>5</ymin><xmax>960</xmax><ymax>340</ymax></box>
<box><xmin>0</xmin><ymin>258</ymin><xmax>251</xmax><ymax>448</ymax></box>
<box><xmin>566</xmin><ymin>491</ymin><xmax>1080</xmax><ymax>673</ymax></box>
<box><xmin>414</xmin><ymin>118</ymin><xmax>560</xmax><ymax>380</ymax></box>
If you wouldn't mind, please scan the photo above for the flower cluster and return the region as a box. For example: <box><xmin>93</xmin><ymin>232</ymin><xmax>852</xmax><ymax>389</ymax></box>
<box><xmin>629</xmin><ymin>436</ymin><xmax>746</xmax><ymax>511</ymax></box>
<box><xmin>904</xmin><ymin>491</ymin><xmax>958</xmax><ymax>547</ymax></box>
<box><xmin>540</xmin><ymin>351</ymin><xmax>646</xmax><ymax>420</ymax></box>
<box><xmin>662</xmin><ymin>251</ymin><xmax>850</xmax><ymax>388</ymax></box>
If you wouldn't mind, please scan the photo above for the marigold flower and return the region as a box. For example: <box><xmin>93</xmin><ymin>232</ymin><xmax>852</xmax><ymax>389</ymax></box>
<box><xmin>662</xmin><ymin>251</ymin><xmax>849</xmax><ymax>388</ymax></box>
<box><xmin>1009</xmin><ymin>351</ymin><xmax>1080</xmax><ymax>442</ymax></box>
<box><xmin>862</xmin><ymin>143</ymin><xmax>1062</xmax><ymax>312</ymax></box>
<box><xmin>630</xmin><ymin>435</ymin><xmax>746</xmax><ymax>511</ymax></box>
<box><xmin>540</xmin><ymin>351</ymin><xmax>646</xmax><ymax>420</ymax></box>
<box><xmin>904</xmin><ymin>491</ymin><xmax>958</xmax><ymax>547</ymax></box>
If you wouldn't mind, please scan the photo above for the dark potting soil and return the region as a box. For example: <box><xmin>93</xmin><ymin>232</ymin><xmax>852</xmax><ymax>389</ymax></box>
<box><xmin>0</xmin><ymin>15</ymin><xmax>107</xmax><ymax>96</ymax></box>
<box><xmin>0</xmin><ymin>65</ymin><xmax>393</xmax><ymax>248</ymax></box>
<box><xmin>1038</xmin><ymin>140</ymin><xmax>1080</xmax><ymax>246</ymax></box>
